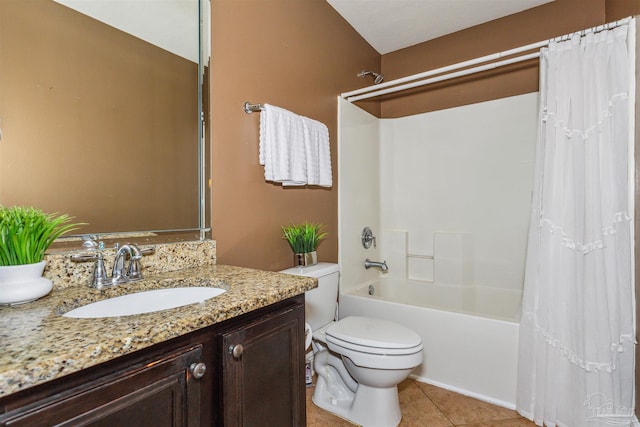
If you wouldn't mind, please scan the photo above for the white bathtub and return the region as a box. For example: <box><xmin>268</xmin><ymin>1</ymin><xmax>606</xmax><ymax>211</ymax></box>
<box><xmin>339</xmin><ymin>279</ymin><xmax>521</xmax><ymax>409</ymax></box>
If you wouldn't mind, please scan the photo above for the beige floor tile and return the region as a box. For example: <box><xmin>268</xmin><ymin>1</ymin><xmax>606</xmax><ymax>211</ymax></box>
<box><xmin>414</xmin><ymin>382</ymin><xmax>521</xmax><ymax>425</ymax></box>
<box><xmin>397</xmin><ymin>379</ymin><xmax>453</xmax><ymax>427</ymax></box>
<box><xmin>457</xmin><ymin>419</ymin><xmax>537</xmax><ymax>427</ymax></box>
<box><xmin>306</xmin><ymin>379</ymin><xmax>533</xmax><ymax>427</ymax></box>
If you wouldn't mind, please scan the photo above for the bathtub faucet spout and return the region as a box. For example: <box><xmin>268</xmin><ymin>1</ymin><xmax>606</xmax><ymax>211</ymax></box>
<box><xmin>364</xmin><ymin>258</ymin><xmax>388</xmax><ymax>271</ymax></box>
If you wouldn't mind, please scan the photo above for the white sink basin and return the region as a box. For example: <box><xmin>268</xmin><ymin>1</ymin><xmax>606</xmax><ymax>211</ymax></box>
<box><xmin>63</xmin><ymin>287</ymin><xmax>226</xmax><ymax>318</ymax></box>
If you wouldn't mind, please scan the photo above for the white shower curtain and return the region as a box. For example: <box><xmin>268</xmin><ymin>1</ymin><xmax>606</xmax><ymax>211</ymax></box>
<box><xmin>517</xmin><ymin>21</ymin><xmax>636</xmax><ymax>427</ymax></box>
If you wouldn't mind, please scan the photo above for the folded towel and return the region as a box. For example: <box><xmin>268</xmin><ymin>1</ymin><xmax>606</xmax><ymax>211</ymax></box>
<box><xmin>259</xmin><ymin>104</ymin><xmax>306</xmax><ymax>185</ymax></box>
<box><xmin>301</xmin><ymin>116</ymin><xmax>332</xmax><ymax>187</ymax></box>
<box><xmin>259</xmin><ymin>104</ymin><xmax>332</xmax><ymax>187</ymax></box>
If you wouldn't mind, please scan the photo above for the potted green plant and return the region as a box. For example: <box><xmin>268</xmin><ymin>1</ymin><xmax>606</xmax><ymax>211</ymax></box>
<box><xmin>0</xmin><ymin>206</ymin><xmax>81</xmax><ymax>304</ymax></box>
<box><xmin>281</xmin><ymin>222</ymin><xmax>327</xmax><ymax>267</ymax></box>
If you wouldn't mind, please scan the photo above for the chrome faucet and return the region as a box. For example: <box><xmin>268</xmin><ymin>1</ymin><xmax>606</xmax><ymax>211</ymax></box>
<box><xmin>364</xmin><ymin>258</ymin><xmax>389</xmax><ymax>271</ymax></box>
<box><xmin>72</xmin><ymin>243</ymin><xmax>154</xmax><ymax>289</ymax></box>
<box><xmin>112</xmin><ymin>244</ymin><xmax>134</xmax><ymax>284</ymax></box>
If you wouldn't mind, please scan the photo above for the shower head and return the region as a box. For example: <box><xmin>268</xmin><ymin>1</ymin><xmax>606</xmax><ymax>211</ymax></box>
<box><xmin>358</xmin><ymin>70</ymin><xmax>384</xmax><ymax>85</ymax></box>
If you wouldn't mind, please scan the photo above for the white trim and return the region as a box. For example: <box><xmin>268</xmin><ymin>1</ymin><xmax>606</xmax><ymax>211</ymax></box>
<box><xmin>628</xmin><ymin>16</ymin><xmax>638</xmax><ymax>422</ymax></box>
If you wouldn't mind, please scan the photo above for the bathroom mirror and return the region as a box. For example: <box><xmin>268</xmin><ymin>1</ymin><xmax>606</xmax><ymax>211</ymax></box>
<box><xmin>0</xmin><ymin>0</ymin><xmax>210</xmax><ymax>243</ymax></box>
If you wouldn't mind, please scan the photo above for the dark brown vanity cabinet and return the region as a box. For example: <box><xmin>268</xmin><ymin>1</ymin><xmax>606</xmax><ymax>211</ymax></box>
<box><xmin>0</xmin><ymin>295</ymin><xmax>305</xmax><ymax>427</ymax></box>
<box><xmin>0</xmin><ymin>344</ymin><xmax>206</xmax><ymax>427</ymax></box>
<box><xmin>221</xmin><ymin>299</ymin><xmax>305</xmax><ymax>427</ymax></box>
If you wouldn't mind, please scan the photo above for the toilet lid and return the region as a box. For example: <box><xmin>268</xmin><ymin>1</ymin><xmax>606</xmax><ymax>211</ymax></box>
<box><xmin>326</xmin><ymin>316</ymin><xmax>422</xmax><ymax>350</ymax></box>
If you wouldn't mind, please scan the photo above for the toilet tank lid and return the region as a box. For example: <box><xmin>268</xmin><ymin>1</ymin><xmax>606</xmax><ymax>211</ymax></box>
<box><xmin>279</xmin><ymin>262</ymin><xmax>339</xmax><ymax>278</ymax></box>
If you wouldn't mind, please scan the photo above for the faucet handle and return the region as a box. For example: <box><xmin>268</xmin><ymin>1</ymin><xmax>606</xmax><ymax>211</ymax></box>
<box><xmin>140</xmin><ymin>246</ymin><xmax>156</xmax><ymax>256</ymax></box>
<box><xmin>126</xmin><ymin>244</ymin><xmax>143</xmax><ymax>281</ymax></box>
<box><xmin>71</xmin><ymin>252</ymin><xmax>111</xmax><ymax>289</ymax></box>
<box><xmin>126</xmin><ymin>244</ymin><xmax>154</xmax><ymax>281</ymax></box>
<box><xmin>70</xmin><ymin>253</ymin><xmax>98</xmax><ymax>262</ymax></box>
<box><xmin>92</xmin><ymin>253</ymin><xmax>111</xmax><ymax>288</ymax></box>
<box><xmin>361</xmin><ymin>227</ymin><xmax>377</xmax><ymax>249</ymax></box>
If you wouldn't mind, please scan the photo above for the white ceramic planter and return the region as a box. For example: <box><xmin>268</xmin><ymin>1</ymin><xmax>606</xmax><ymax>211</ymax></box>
<box><xmin>0</xmin><ymin>261</ymin><xmax>52</xmax><ymax>305</ymax></box>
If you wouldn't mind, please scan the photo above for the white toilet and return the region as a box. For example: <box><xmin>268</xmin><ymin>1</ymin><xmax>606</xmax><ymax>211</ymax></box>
<box><xmin>281</xmin><ymin>263</ymin><xmax>423</xmax><ymax>427</ymax></box>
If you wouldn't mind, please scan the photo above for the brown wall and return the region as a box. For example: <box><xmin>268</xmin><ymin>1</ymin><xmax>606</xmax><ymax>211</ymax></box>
<box><xmin>210</xmin><ymin>0</ymin><xmax>379</xmax><ymax>270</ymax></box>
<box><xmin>378</xmin><ymin>0</ymin><xmax>640</xmax><ymax>118</ymax></box>
<box><xmin>210</xmin><ymin>0</ymin><xmax>640</xmax><ymax>271</ymax></box>
<box><xmin>210</xmin><ymin>0</ymin><xmax>640</xmax><ymax>270</ymax></box>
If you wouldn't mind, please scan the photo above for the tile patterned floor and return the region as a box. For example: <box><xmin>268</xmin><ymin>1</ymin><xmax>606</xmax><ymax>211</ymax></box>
<box><xmin>306</xmin><ymin>378</ymin><xmax>537</xmax><ymax>427</ymax></box>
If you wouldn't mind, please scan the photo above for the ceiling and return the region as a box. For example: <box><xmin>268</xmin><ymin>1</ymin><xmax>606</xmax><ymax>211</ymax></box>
<box><xmin>327</xmin><ymin>0</ymin><xmax>554</xmax><ymax>55</ymax></box>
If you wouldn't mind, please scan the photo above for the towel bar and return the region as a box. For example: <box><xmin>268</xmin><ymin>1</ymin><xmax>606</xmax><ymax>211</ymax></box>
<box><xmin>244</xmin><ymin>102</ymin><xmax>265</xmax><ymax>114</ymax></box>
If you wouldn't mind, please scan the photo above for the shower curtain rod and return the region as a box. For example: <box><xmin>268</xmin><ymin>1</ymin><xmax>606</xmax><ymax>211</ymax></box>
<box><xmin>342</xmin><ymin>17</ymin><xmax>631</xmax><ymax>103</ymax></box>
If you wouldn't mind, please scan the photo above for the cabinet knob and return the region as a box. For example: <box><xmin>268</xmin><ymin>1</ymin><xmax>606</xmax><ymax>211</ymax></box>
<box><xmin>229</xmin><ymin>344</ymin><xmax>244</xmax><ymax>359</ymax></box>
<box><xmin>190</xmin><ymin>362</ymin><xmax>207</xmax><ymax>379</ymax></box>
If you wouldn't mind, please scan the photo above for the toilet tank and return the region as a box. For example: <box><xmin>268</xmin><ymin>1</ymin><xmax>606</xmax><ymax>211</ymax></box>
<box><xmin>279</xmin><ymin>262</ymin><xmax>339</xmax><ymax>331</ymax></box>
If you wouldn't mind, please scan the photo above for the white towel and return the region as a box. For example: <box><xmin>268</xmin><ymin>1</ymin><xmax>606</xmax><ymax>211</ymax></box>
<box><xmin>259</xmin><ymin>104</ymin><xmax>332</xmax><ymax>187</ymax></box>
<box><xmin>301</xmin><ymin>116</ymin><xmax>332</xmax><ymax>187</ymax></box>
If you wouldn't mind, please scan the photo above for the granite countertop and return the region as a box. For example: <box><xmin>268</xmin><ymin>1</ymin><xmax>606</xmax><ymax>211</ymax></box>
<box><xmin>0</xmin><ymin>264</ymin><xmax>316</xmax><ymax>397</ymax></box>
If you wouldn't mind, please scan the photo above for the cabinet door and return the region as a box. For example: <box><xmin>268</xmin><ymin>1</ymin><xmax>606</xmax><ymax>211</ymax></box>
<box><xmin>222</xmin><ymin>303</ymin><xmax>305</xmax><ymax>427</ymax></box>
<box><xmin>0</xmin><ymin>344</ymin><xmax>205</xmax><ymax>427</ymax></box>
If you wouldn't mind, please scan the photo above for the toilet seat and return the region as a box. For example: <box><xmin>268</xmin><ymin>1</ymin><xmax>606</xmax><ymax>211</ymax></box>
<box><xmin>324</xmin><ymin>316</ymin><xmax>424</xmax><ymax>370</ymax></box>
<box><xmin>326</xmin><ymin>334</ymin><xmax>423</xmax><ymax>356</ymax></box>
<box><xmin>326</xmin><ymin>316</ymin><xmax>422</xmax><ymax>351</ymax></box>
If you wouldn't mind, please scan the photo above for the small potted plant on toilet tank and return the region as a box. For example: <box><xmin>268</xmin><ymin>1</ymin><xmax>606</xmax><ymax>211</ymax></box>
<box><xmin>281</xmin><ymin>222</ymin><xmax>327</xmax><ymax>267</ymax></box>
<box><xmin>0</xmin><ymin>206</ymin><xmax>80</xmax><ymax>304</ymax></box>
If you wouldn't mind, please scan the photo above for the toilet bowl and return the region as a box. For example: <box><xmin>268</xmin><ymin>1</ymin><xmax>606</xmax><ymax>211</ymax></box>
<box><xmin>280</xmin><ymin>263</ymin><xmax>424</xmax><ymax>427</ymax></box>
<box><xmin>313</xmin><ymin>316</ymin><xmax>423</xmax><ymax>427</ymax></box>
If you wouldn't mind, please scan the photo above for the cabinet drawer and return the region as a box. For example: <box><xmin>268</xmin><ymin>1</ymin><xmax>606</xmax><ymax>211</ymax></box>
<box><xmin>0</xmin><ymin>345</ymin><xmax>204</xmax><ymax>427</ymax></box>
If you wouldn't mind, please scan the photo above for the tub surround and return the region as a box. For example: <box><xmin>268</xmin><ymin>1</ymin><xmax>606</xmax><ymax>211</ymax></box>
<box><xmin>0</xmin><ymin>240</ymin><xmax>316</xmax><ymax>397</ymax></box>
